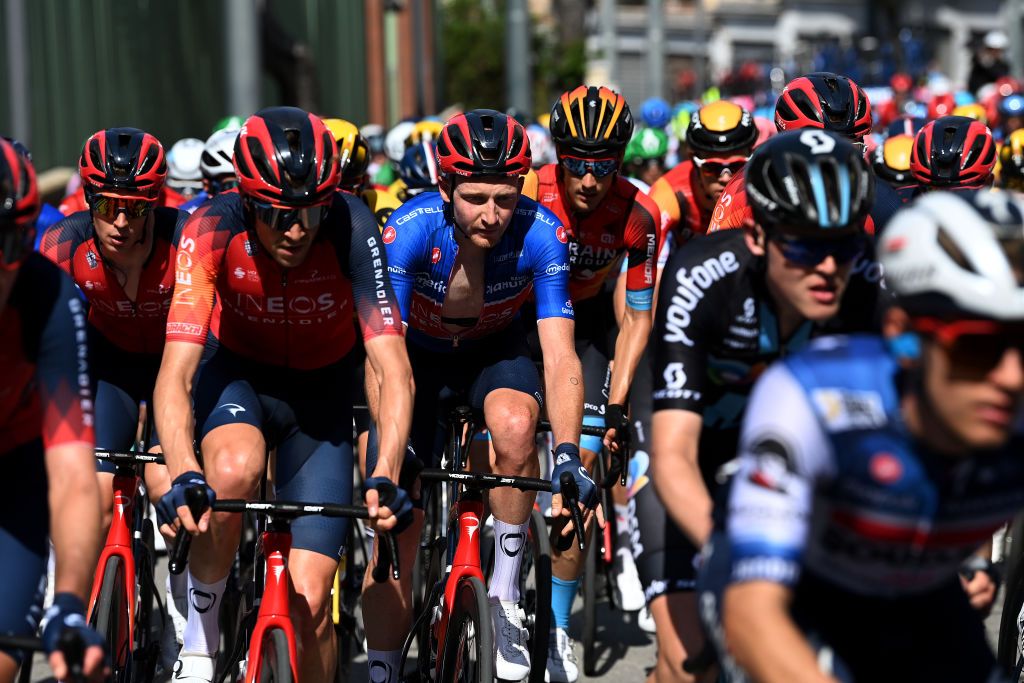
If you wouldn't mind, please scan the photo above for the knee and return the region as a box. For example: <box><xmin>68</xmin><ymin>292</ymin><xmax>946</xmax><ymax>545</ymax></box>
<box><xmin>488</xmin><ymin>402</ymin><xmax>537</xmax><ymax>447</ymax></box>
<box><xmin>204</xmin><ymin>447</ymin><xmax>262</xmax><ymax>497</ymax></box>
<box><xmin>291</xmin><ymin>576</ymin><xmax>332</xmax><ymax>632</ymax></box>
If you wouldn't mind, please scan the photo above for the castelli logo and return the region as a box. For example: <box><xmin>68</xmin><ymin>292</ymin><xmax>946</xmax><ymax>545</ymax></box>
<box><xmin>382</xmin><ymin>226</ymin><xmax>397</xmax><ymax>244</ymax></box>
<box><xmin>869</xmin><ymin>452</ymin><xmax>903</xmax><ymax>485</ymax></box>
<box><xmin>556</xmin><ymin>226</ymin><xmax>568</xmax><ymax>244</ymax></box>
<box><xmin>431</xmin><ymin>247</ymin><xmax>441</xmax><ymax>264</ymax></box>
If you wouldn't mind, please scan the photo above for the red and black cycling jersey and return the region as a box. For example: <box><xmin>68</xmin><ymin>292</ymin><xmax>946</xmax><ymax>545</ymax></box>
<box><xmin>535</xmin><ymin>164</ymin><xmax>658</xmax><ymax>308</ymax></box>
<box><xmin>0</xmin><ymin>253</ymin><xmax>94</xmax><ymax>453</ymax></box>
<box><xmin>648</xmin><ymin>160</ymin><xmax>714</xmax><ymax>246</ymax></box>
<box><xmin>40</xmin><ymin>207</ymin><xmax>186</xmax><ymax>355</ymax></box>
<box><xmin>166</xmin><ymin>191</ymin><xmax>403</xmax><ymax>369</ymax></box>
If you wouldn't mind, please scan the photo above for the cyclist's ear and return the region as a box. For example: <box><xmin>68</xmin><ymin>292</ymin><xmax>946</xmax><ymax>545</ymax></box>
<box><xmin>744</xmin><ymin>221</ymin><xmax>765</xmax><ymax>255</ymax></box>
<box><xmin>438</xmin><ymin>176</ymin><xmax>453</xmax><ymax>203</ymax></box>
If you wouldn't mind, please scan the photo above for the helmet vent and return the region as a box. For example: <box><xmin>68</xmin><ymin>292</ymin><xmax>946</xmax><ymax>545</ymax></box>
<box><xmin>247</xmin><ymin>137</ymin><xmax>276</xmax><ymax>185</ymax></box>
<box><xmin>936</xmin><ymin>227</ymin><xmax>975</xmax><ymax>273</ymax></box>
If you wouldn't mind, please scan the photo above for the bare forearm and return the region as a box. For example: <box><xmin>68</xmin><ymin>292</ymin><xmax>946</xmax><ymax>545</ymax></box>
<box><xmin>154</xmin><ymin>374</ymin><xmax>199</xmax><ymax>479</ymax></box>
<box><xmin>607</xmin><ymin>309</ymin><xmax>652</xmax><ymax>406</ymax></box>
<box><xmin>725</xmin><ymin>587</ymin><xmax>838</xmax><ymax>683</ymax></box>
<box><xmin>651</xmin><ymin>448</ymin><xmax>712</xmax><ymax>545</ymax></box>
<box><xmin>371</xmin><ymin>369</ymin><xmax>413</xmax><ymax>482</ymax></box>
<box><xmin>545</xmin><ymin>353</ymin><xmax>583</xmax><ymax>447</ymax></box>
<box><xmin>48</xmin><ymin>447</ymin><xmax>101</xmax><ymax>598</ymax></box>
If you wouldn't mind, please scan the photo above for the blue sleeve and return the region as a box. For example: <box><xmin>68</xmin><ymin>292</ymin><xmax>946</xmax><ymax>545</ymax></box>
<box><xmin>382</xmin><ymin>199</ymin><xmax>431</xmax><ymax>324</ymax></box>
<box><xmin>523</xmin><ymin>205</ymin><xmax>574</xmax><ymax>321</ymax></box>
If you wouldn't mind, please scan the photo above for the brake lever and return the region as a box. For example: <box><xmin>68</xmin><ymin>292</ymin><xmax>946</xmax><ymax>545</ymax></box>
<box><xmin>169</xmin><ymin>485</ymin><xmax>209</xmax><ymax>575</ymax></box>
<box><xmin>58</xmin><ymin>629</ymin><xmax>86</xmax><ymax>683</ymax></box>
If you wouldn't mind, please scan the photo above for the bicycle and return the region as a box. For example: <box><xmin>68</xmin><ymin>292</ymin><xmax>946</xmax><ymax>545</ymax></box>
<box><xmin>170</xmin><ymin>487</ymin><xmax>399</xmax><ymax>683</ymax></box>
<box><xmin>0</xmin><ymin>630</ymin><xmax>89</xmax><ymax>683</ymax></box>
<box><xmin>332</xmin><ymin>514</ymin><xmax>370</xmax><ymax>682</ymax></box>
<box><xmin>406</xmin><ymin>406</ymin><xmax>586</xmax><ymax>683</ymax></box>
<box><xmin>86</xmin><ymin>449</ymin><xmax>165</xmax><ymax>683</ymax></box>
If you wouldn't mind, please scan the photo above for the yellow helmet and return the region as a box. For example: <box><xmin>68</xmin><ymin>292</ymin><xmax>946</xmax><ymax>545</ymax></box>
<box><xmin>406</xmin><ymin>120</ymin><xmax>444</xmax><ymax>146</ymax></box>
<box><xmin>952</xmin><ymin>103</ymin><xmax>988</xmax><ymax>124</ymax></box>
<box><xmin>686</xmin><ymin>101</ymin><xmax>757</xmax><ymax>157</ymax></box>
<box><xmin>323</xmin><ymin>117</ymin><xmax>370</xmax><ymax>189</ymax></box>
<box><xmin>536</xmin><ymin>113</ymin><xmax>551</xmax><ymax>129</ymax></box>
<box><xmin>999</xmin><ymin>129</ymin><xmax>1024</xmax><ymax>190</ymax></box>
<box><xmin>871</xmin><ymin>134</ymin><xmax>914</xmax><ymax>185</ymax></box>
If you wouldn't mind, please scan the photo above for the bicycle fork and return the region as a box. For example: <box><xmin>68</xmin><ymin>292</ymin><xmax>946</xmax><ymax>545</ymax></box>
<box><xmin>434</xmin><ymin>493</ymin><xmax>486</xmax><ymax>677</ymax></box>
<box><xmin>245</xmin><ymin>529</ymin><xmax>299</xmax><ymax>683</ymax></box>
<box><xmin>87</xmin><ymin>472</ymin><xmax>139</xmax><ymax>641</ymax></box>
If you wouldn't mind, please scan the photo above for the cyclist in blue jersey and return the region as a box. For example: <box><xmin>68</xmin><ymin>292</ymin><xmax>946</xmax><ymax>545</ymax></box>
<box><xmin>698</xmin><ymin>190</ymin><xmax>1024</xmax><ymax>682</ymax></box>
<box><xmin>364</xmin><ymin>110</ymin><xmax>595</xmax><ymax>683</ymax></box>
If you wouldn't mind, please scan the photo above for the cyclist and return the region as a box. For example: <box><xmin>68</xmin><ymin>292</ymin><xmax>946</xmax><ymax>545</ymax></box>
<box><xmin>365</xmin><ymin>109</ymin><xmax>593</xmax><ymax>683</ymax></box>
<box><xmin>40</xmin><ymin>127</ymin><xmax>188</xmax><ymax>641</ymax></box>
<box><xmin>1</xmin><ymin>138</ymin><xmax>64</xmax><ymax>242</ymax></box>
<box><xmin>153</xmin><ymin>107</ymin><xmax>413</xmax><ymax>683</ymax></box>
<box><xmin>538</xmin><ymin>84</ymin><xmax>658</xmax><ymax>680</ymax></box>
<box><xmin>707</xmin><ymin>72</ymin><xmax>901</xmax><ymax>236</ymax></box>
<box><xmin>645</xmin><ymin>130</ymin><xmax>875</xmax><ymax>682</ymax></box>
<box><xmin>178</xmin><ymin>128</ymin><xmax>240</xmax><ymax>214</ymax></box>
<box><xmin>998</xmin><ymin>128</ymin><xmax>1024</xmax><ymax>192</ymax></box>
<box><xmin>698</xmin><ymin>189</ymin><xmax>1024</xmax><ymax>682</ymax></box>
<box><xmin>871</xmin><ymin>133</ymin><xmax>917</xmax><ymax>201</ymax></box>
<box><xmin>910</xmin><ymin>115</ymin><xmax>997</xmax><ymax>191</ymax></box>
<box><xmin>649</xmin><ymin>100</ymin><xmax>757</xmax><ymax>251</ymax></box>
<box><xmin>163</xmin><ymin>137</ymin><xmax>205</xmax><ymax>207</ymax></box>
<box><xmin>0</xmin><ymin>138</ymin><xmax>106</xmax><ymax>683</ymax></box>
<box><xmin>325</xmin><ymin>117</ymin><xmax>402</xmax><ymax>230</ymax></box>
<box><xmin>998</xmin><ymin>92</ymin><xmax>1024</xmax><ymax>140</ymax></box>
<box><xmin>391</xmin><ymin>139</ymin><xmax>440</xmax><ymax>201</ymax></box>
<box><xmin>623</xmin><ymin>126</ymin><xmax>670</xmax><ymax>189</ymax></box>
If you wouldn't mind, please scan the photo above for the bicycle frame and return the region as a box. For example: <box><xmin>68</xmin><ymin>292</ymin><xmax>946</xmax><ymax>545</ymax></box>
<box><xmin>245</xmin><ymin>525</ymin><xmax>299</xmax><ymax>683</ymax></box>
<box><xmin>86</xmin><ymin>466</ymin><xmax>140</xmax><ymax>655</ymax></box>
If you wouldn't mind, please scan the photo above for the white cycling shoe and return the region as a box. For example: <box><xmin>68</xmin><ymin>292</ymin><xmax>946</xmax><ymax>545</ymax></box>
<box><xmin>172</xmin><ymin>652</ymin><xmax>215</xmax><ymax>683</ymax></box>
<box><xmin>490</xmin><ymin>597</ymin><xmax>531</xmax><ymax>681</ymax></box>
<box><xmin>637</xmin><ymin>605</ymin><xmax>656</xmax><ymax>634</ymax></box>
<box><xmin>545</xmin><ymin>627</ymin><xmax>579</xmax><ymax>683</ymax></box>
<box><xmin>612</xmin><ymin>545</ymin><xmax>646</xmax><ymax>612</ymax></box>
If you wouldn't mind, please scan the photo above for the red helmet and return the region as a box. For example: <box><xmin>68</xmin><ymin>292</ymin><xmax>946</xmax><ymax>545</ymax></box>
<box><xmin>436</xmin><ymin>109</ymin><xmax>531</xmax><ymax>178</ymax></box>
<box><xmin>79</xmin><ymin>127</ymin><xmax>167</xmax><ymax>201</ymax></box>
<box><xmin>910</xmin><ymin>115</ymin><xmax>996</xmax><ymax>189</ymax></box>
<box><xmin>233</xmin><ymin>107</ymin><xmax>340</xmax><ymax>206</ymax></box>
<box><xmin>927</xmin><ymin>93</ymin><xmax>956</xmax><ymax>120</ymax></box>
<box><xmin>0</xmin><ymin>138</ymin><xmax>40</xmax><ymax>267</ymax></box>
<box><xmin>774</xmin><ymin>72</ymin><xmax>872</xmax><ymax>140</ymax></box>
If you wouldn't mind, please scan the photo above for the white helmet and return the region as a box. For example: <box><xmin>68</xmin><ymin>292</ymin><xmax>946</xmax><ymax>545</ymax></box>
<box><xmin>879</xmin><ymin>190</ymin><xmax>1024</xmax><ymax>320</ymax></box>
<box><xmin>167</xmin><ymin>137</ymin><xmax>204</xmax><ymax>181</ymax></box>
<box><xmin>201</xmin><ymin>129</ymin><xmax>238</xmax><ymax>179</ymax></box>
<box><xmin>526</xmin><ymin>124</ymin><xmax>555</xmax><ymax>167</ymax></box>
<box><xmin>384</xmin><ymin>121</ymin><xmax>416</xmax><ymax>163</ymax></box>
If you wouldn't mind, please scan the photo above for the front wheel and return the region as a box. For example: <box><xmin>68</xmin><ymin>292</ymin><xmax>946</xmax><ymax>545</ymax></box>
<box><xmin>258</xmin><ymin>628</ymin><xmax>293</xmax><ymax>683</ymax></box>
<box><xmin>439</xmin><ymin>576</ymin><xmax>493</xmax><ymax>683</ymax></box>
<box><xmin>525</xmin><ymin>508</ymin><xmax>552</xmax><ymax>683</ymax></box>
<box><xmin>92</xmin><ymin>555</ymin><xmax>132</xmax><ymax>682</ymax></box>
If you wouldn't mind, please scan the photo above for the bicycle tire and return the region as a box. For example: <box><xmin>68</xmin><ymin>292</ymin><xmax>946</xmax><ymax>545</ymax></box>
<box><xmin>92</xmin><ymin>554</ymin><xmax>132</xmax><ymax>682</ymax></box>
<box><xmin>526</xmin><ymin>508</ymin><xmax>552</xmax><ymax>683</ymax></box>
<box><xmin>132</xmin><ymin>517</ymin><xmax>158</xmax><ymax>683</ymax></box>
<box><xmin>581</xmin><ymin>526</ymin><xmax>598</xmax><ymax>677</ymax></box>
<box><xmin>439</xmin><ymin>576</ymin><xmax>493</xmax><ymax>683</ymax></box>
<box><xmin>415</xmin><ymin>535</ymin><xmax>446</xmax><ymax>677</ymax></box>
<box><xmin>999</xmin><ymin>521</ymin><xmax>1024</xmax><ymax>678</ymax></box>
<box><xmin>258</xmin><ymin>628</ymin><xmax>293</xmax><ymax>683</ymax></box>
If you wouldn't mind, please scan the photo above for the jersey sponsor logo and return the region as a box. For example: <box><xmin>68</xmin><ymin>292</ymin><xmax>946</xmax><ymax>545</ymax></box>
<box><xmin>233</xmin><ymin>267</ymin><xmax>246</xmax><ymax>279</ymax></box>
<box><xmin>747</xmin><ymin>436</ymin><xmax>797</xmax><ymax>493</ymax></box>
<box><xmin>174</xmin><ymin>236</ymin><xmax>198</xmax><ymax>306</ymax></box>
<box><xmin>218</xmin><ymin>403</ymin><xmax>247</xmax><ymax>417</ymax></box>
<box><xmin>394</xmin><ymin>204</ymin><xmax>443</xmax><ymax>225</ymax></box>
<box><xmin>167</xmin><ymin>321</ymin><xmax>203</xmax><ymax>336</ymax></box>
<box><xmin>661</xmin><ymin>251</ymin><xmax>740</xmax><ymax>346</ymax></box>
<box><xmin>431</xmin><ymin>247</ymin><xmax>441</xmax><ymax>264</ymax></box>
<box><xmin>485</xmin><ymin>275</ymin><xmax>530</xmax><ymax>295</ymax></box>
<box><xmin>732</xmin><ymin>556</ymin><xmax>799</xmax><ymax>584</ymax></box>
<box><xmin>86</xmin><ymin>250</ymin><xmax>98</xmax><ymax>269</ymax></box>
<box><xmin>92</xmin><ymin>298</ymin><xmax>170</xmax><ymax>316</ymax></box>
<box><xmin>653</xmin><ymin>362</ymin><xmax>701</xmax><ymax>401</ymax></box>
<box><xmin>230</xmin><ymin>292</ymin><xmax>338</xmax><ymax>316</ymax></box>
<box><xmin>851</xmin><ymin>254</ymin><xmax>884</xmax><ymax>284</ymax></box>
<box><xmin>869</xmin><ymin>452</ymin><xmax>903</xmax><ymax>485</ymax></box>
<box><xmin>568</xmin><ymin>241</ymin><xmax>618</xmax><ymax>268</ymax></box>
<box><xmin>546</xmin><ymin>263</ymin><xmax>570</xmax><ymax>276</ymax></box>
<box><xmin>83</xmin><ymin>280</ymin><xmax>102</xmax><ymax>291</ymax></box>
<box><xmin>811</xmin><ymin>389</ymin><xmax>887</xmax><ymax>432</ymax></box>
<box><xmin>382</xmin><ymin>226</ymin><xmax>397</xmax><ymax>244</ymax></box>
<box><xmin>68</xmin><ymin>297</ymin><xmax>94</xmax><ymax>427</ymax></box>
<box><xmin>528</xmin><ymin>209</ymin><xmax>557</xmax><ymax>226</ymax></box>
<box><xmin>556</xmin><ymin>225</ymin><xmax>568</xmax><ymax>244</ymax></box>
<box><xmin>244</xmin><ymin>239</ymin><xmax>257</xmax><ymax>256</ymax></box>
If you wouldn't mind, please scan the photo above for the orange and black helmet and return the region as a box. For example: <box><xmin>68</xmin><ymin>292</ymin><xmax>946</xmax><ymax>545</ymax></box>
<box><xmin>549</xmin><ymin>85</ymin><xmax>634</xmax><ymax>158</ymax></box>
<box><xmin>686</xmin><ymin>101</ymin><xmax>758</xmax><ymax>157</ymax></box>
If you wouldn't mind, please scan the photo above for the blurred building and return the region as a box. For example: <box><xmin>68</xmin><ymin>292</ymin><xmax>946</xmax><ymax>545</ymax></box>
<box><xmin>584</xmin><ymin>0</ymin><xmax>1012</xmax><ymax>105</ymax></box>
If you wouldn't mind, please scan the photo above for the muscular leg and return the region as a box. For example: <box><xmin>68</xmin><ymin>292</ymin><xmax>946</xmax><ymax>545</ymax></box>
<box><xmin>648</xmin><ymin>593</ymin><xmax>707</xmax><ymax>683</ymax></box>
<box><xmin>288</xmin><ymin>549</ymin><xmax>343</xmax><ymax>682</ymax></box>
<box><xmin>485</xmin><ymin>388</ymin><xmax>541</xmax><ymax>523</ymax></box>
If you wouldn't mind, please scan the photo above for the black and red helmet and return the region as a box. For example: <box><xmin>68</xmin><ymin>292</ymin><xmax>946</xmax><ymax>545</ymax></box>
<box><xmin>0</xmin><ymin>138</ymin><xmax>40</xmax><ymax>267</ymax></box>
<box><xmin>435</xmin><ymin>109</ymin><xmax>531</xmax><ymax>178</ymax></box>
<box><xmin>910</xmin><ymin>115</ymin><xmax>996</xmax><ymax>189</ymax></box>
<box><xmin>774</xmin><ymin>72</ymin><xmax>872</xmax><ymax>141</ymax></box>
<box><xmin>233</xmin><ymin>107</ymin><xmax>340</xmax><ymax>206</ymax></box>
<box><xmin>79</xmin><ymin>127</ymin><xmax>167</xmax><ymax>200</ymax></box>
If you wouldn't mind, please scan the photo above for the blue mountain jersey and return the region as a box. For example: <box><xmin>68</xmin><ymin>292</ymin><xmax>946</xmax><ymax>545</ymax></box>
<box><xmin>383</xmin><ymin>191</ymin><xmax>574</xmax><ymax>352</ymax></box>
<box><xmin>724</xmin><ymin>334</ymin><xmax>1024</xmax><ymax>598</ymax></box>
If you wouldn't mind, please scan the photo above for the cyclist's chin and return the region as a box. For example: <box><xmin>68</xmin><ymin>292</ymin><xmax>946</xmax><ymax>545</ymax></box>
<box><xmin>271</xmin><ymin>243</ymin><xmax>311</xmax><ymax>268</ymax></box>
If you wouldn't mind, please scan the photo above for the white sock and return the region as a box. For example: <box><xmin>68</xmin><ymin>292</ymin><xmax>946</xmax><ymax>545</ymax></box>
<box><xmin>182</xmin><ymin>572</ymin><xmax>227</xmax><ymax>655</ymax></box>
<box><xmin>366</xmin><ymin>648</ymin><xmax>402</xmax><ymax>683</ymax></box>
<box><xmin>488</xmin><ymin>518</ymin><xmax>529</xmax><ymax>603</ymax></box>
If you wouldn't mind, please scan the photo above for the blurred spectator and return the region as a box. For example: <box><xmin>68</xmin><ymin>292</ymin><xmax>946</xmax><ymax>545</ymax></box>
<box><xmin>968</xmin><ymin>30</ymin><xmax>1010</xmax><ymax>95</ymax></box>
